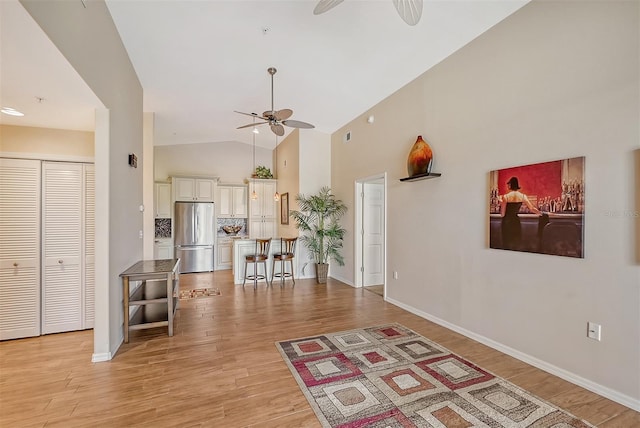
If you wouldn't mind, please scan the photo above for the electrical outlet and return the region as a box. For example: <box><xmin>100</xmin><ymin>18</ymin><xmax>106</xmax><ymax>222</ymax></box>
<box><xmin>393</xmin><ymin>271</ymin><xmax>398</xmax><ymax>279</ymax></box>
<box><xmin>587</xmin><ymin>322</ymin><xmax>601</xmax><ymax>341</ymax></box>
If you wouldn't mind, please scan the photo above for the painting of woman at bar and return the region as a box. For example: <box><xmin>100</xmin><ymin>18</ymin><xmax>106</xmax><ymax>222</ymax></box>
<box><xmin>489</xmin><ymin>157</ymin><xmax>585</xmax><ymax>258</ymax></box>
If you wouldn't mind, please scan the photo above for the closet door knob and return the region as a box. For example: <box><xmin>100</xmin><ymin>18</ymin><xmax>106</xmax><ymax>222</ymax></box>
<box><xmin>58</xmin><ymin>260</ymin><xmax>63</xmax><ymax>264</ymax></box>
<box><xmin>13</xmin><ymin>262</ymin><xmax>18</xmax><ymax>267</ymax></box>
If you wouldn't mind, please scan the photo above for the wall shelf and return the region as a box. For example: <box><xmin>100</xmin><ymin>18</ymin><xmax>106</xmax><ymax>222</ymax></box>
<box><xmin>399</xmin><ymin>172</ymin><xmax>442</xmax><ymax>182</ymax></box>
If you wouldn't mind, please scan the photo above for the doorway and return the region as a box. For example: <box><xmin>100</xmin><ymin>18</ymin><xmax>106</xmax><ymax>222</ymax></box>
<box><xmin>355</xmin><ymin>174</ymin><xmax>386</xmax><ymax>296</ymax></box>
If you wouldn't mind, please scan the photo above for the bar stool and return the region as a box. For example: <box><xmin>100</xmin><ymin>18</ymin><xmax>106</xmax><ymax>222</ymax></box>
<box><xmin>271</xmin><ymin>237</ymin><xmax>297</xmax><ymax>286</ymax></box>
<box><xmin>243</xmin><ymin>238</ymin><xmax>271</xmax><ymax>289</ymax></box>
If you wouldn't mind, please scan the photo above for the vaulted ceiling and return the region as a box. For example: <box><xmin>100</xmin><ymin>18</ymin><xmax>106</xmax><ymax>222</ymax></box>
<box><xmin>1</xmin><ymin>0</ymin><xmax>529</xmax><ymax>148</ymax></box>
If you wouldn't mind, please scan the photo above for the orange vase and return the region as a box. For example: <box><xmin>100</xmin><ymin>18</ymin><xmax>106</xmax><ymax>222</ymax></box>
<box><xmin>407</xmin><ymin>135</ymin><xmax>433</xmax><ymax>177</ymax></box>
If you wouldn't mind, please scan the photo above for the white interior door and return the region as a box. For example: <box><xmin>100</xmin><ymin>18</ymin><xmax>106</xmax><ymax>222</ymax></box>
<box><xmin>42</xmin><ymin>162</ymin><xmax>83</xmax><ymax>334</ymax></box>
<box><xmin>83</xmin><ymin>164</ymin><xmax>95</xmax><ymax>329</ymax></box>
<box><xmin>362</xmin><ymin>181</ymin><xmax>384</xmax><ymax>286</ymax></box>
<box><xmin>0</xmin><ymin>158</ymin><xmax>41</xmax><ymax>340</ymax></box>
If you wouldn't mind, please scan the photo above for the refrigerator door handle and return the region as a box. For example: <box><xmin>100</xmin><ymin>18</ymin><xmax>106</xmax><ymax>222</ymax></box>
<box><xmin>195</xmin><ymin>214</ymin><xmax>198</xmax><ymax>242</ymax></box>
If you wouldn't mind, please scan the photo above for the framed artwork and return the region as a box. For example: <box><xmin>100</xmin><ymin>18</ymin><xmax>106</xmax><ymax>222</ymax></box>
<box><xmin>281</xmin><ymin>192</ymin><xmax>289</xmax><ymax>225</ymax></box>
<box><xmin>489</xmin><ymin>156</ymin><xmax>585</xmax><ymax>258</ymax></box>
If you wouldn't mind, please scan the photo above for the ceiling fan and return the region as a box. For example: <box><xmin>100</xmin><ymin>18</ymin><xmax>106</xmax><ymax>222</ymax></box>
<box><xmin>314</xmin><ymin>0</ymin><xmax>423</xmax><ymax>26</ymax></box>
<box><xmin>235</xmin><ymin>67</ymin><xmax>315</xmax><ymax>137</ymax></box>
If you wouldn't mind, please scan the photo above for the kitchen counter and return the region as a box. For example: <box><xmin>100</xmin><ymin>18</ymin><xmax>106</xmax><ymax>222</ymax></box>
<box><xmin>232</xmin><ymin>238</ymin><xmax>298</xmax><ymax>285</ymax></box>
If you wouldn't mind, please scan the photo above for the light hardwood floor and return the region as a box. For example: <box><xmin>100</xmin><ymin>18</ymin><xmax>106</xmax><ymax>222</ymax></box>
<box><xmin>1</xmin><ymin>271</ymin><xmax>638</xmax><ymax>427</ymax></box>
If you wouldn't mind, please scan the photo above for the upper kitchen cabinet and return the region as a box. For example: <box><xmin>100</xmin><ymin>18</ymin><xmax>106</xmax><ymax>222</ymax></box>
<box><xmin>218</xmin><ymin>185</ymin><xmax>247</xmax><ymax>218</ymax></box>
<box><xmin>248</xmin><ymin>179</ymin><xmax>276</xmax><ymax>219</ymax></box>
<box><xmin>248</xmin><ymin>179</ymin><xmax>277</xmax><ymax>238</ymax></box>
<box><xmin>154</xmin><ymin>182</ymin><xmax>171</xmax><ymax>218</ymax></box>
<box><xmin>172</xmin><ymin>176</ymin><xmax>216</xmax><ymax>202</ymax></box>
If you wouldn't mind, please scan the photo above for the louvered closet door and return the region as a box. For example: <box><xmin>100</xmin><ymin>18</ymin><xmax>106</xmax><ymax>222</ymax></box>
<box><xmin>83</xmin><ymin>165</ymin><xmax>95</xmax><ymax>328</ymax></box>
<box><xmin>42</xmin><ymin>162</ymin><xmax>82</xmax><ymax>334</ymax></box>
<box><xmin>0</xmin><ymin>158</ymin><xmax>41</xmax><ymax>340</ymax></box>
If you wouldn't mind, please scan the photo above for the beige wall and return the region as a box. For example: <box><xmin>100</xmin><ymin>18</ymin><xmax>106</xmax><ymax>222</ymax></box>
<box><xmin>155</xmin><ymin>141</ymin><xmax>273</xmax><ymax>184</ymax></box>
<box><xmin>331</xmin><ymin>0</ymin><xmax>639</xmax><ymax>408</ymax></box>
<box><xmin>272</xmin><ymin>129</ymin><xmax>332</xmax><ymax>279</ymax></box>
<box><xmin>0</xmin><ymin>124</ymin><xmax>93</xmax><ymax>158</ymax></box>
<box><xmin>275</xmin><ymin>129</ymin><xmax>300</xmax><ymax>238</ymax></box>
<box><xmin>21</xmin><ymin>0</ymin><xmax>144</xmax><ymax>360</ymax></box>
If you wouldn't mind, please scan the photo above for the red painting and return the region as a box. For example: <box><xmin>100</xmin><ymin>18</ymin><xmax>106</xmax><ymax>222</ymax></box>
<box><xmin>489</xmin><ymin>157</ymin><xmax>584</xmax><ymax>258</ymax></box>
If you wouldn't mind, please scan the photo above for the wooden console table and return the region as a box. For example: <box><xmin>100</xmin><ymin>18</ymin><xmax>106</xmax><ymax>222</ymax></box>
<box><xmin>119</xmin><ymin>258</ymin><xmax>180</xmax><ymax>343</ymax></box>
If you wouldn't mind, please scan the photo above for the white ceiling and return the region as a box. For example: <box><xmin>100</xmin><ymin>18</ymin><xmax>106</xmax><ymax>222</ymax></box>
<box><xmin>0</xmin><ymin>0</ymin><xmax>103</xmax><ymax>132</ymax></box>
<box><xmin>1</xmin><ymin>0</ymin><xmax>529</xmax><ymax>149</ymax></box>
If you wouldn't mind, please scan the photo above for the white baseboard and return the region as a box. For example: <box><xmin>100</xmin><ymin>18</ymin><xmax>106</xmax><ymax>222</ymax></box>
<box><xmin>330</xmin><ymin>273</ymin><xmax>355</xmax><ymax>287</ymax></box>
<box><xmin>91</xmin><ymin>333</ymin><xmax>123</xmax><ymax>363</ymax></box>
<box><xmin>386</xmin><ymin>296</ymin><xmax>640</xmax><ymax>412</ymax></box>
<box><xmin>91</xmin><ymin>352</ymin><xmax>112</xmax><ymax>362</ymax></box>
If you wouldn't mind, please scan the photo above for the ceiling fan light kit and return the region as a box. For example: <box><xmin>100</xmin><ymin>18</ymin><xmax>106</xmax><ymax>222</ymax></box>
<box><xmin>236</xmin><ymin>67</ymin><xmax>315</xmax><ymax>137</ymax></box>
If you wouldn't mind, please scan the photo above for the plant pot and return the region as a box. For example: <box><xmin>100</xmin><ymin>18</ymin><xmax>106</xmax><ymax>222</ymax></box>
<box><xmin>316</xmin><ymin>263</ymin><xmax>329</xmax><ymax>284</ymax></box>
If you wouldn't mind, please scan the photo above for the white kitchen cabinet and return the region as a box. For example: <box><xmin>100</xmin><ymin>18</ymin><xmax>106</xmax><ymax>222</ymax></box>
<box><xmin>248</xmin><ymin>179</ymin><xmax>277</xmax><ymax>239</ymax></box>
<box><xmin>154</xmin><ymin>239</ymin><xmax>174</xmax><ymax>259</ymax></box>
<box><xmin>173</xmin><ymin>177</ymin><xmax>216</xmax><ymax>202</ymax></box>
<box><xmin>218</xmin><ymin>185</ymin><xmax>247</xmax><ymax>218</ymax></box>
<box><xmin>155</xmin><ymin>182</ymin><xmax>172</xmax><ymax>218</ymax></box>
<box><xmin>249</xmin><ymin>217</ymin><xmax>276</xmax><ymax>239</ymax></box>
<box><xmin>216</xmin><ymin>238</ymin><xmax>232</xmax><ymax>270</ymax></box>
<box><xmin>0</xmin><ymin>158</ymin><xmax>42</xmax><ymax>340</ymax></box>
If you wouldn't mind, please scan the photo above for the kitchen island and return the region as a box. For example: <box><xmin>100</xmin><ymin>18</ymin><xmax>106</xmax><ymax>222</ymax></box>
<box><xmin>120</xmin><ymin>258</ymin><xmax>180</xmax><ymax>343</ymax></box>
<box><xmin>232</xmin><ymin>238</ymin><xmax>298</xmax><ymax>285</ymax></box>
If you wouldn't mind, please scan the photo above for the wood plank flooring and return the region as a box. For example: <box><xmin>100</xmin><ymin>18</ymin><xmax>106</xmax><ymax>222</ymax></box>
<box><xmin>1</xmin><ymin>271</ymin><xmax>638</xmax><ymax>427</ymax></box>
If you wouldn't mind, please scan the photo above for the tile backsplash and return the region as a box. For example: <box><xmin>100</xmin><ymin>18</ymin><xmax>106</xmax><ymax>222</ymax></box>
<box><xmin>155</xmin><ymin>218</ymin><xmax>172</xmax><ymax>238</ymax></box>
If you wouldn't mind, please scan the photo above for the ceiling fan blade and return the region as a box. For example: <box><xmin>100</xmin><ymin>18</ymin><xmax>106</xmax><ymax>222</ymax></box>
<box><xmin>234</xmin><ymin>110</ymin><xmax>266</xmax><ymax>119</ymax></box>
<box><xmin>270</xmin><ymin>123</ymin><xmax>285</xmax><ymax>136</ymax></box>
<box><xmin>282</xmin><ymin>119</ymin><xmax>315</xmax><ymax>129</ymax></box>
<box><xmin>393</xmin><ymin>0</ymin><xmax>423</xmax><ymax>26</ymax></box>
<box><xmin>237</xmin><ymin>122</ymin><xmax>269</xmax><ymax>130</ymax></box>
<box><xmin>274</xmin><ymin>108</ymin><xmax>293</xmax><ymax>121</ymax></box>
<box><xmin>313</xmin><ymin>0</ymin><xmax>344</xmax><ymax>15</ymax></box>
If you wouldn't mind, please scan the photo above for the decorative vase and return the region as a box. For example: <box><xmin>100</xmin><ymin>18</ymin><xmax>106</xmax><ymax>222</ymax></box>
<box><xmin>407</xmin><ymin>135</ymin><xmax>433</xmax><ymax>177</ymax></box>
<box><xmin>316</xmin><ymin>263</ymin><xmax>329</xmax><ymax>284</ymax></box>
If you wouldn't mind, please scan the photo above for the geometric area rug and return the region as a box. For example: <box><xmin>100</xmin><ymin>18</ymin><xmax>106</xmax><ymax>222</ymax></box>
<box><xmin>178</xmin><ymin>288</ymin><xmax>220</xmax><ymax>299</ymax></box>
<box><xmin>276</xmin><ymin>324</ymin><xmax>594</xmax><ymax>428</ymax></box>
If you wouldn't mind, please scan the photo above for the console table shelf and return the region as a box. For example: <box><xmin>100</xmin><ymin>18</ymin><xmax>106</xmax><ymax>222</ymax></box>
<box><xmin>120</xmin><ymin>258</ymin><xmax>180</xmax><ymax>343</ymax></box>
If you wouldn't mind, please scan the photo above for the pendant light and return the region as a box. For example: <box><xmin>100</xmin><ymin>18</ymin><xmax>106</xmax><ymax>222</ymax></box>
<box><xmin>274</xmin><ymin>134</ymin><xmax>280</xmax><ymax>201</ymax></box>
<box><xmin>251</xmin><ymin>116</ymin><xmax>258</xmax><ymax>200</ymax></box>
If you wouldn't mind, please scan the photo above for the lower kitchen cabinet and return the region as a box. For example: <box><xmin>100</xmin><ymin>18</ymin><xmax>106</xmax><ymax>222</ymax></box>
<box><xmin>154</xmin><ymin>239</ymin><xmax>174</xmax><ymax>259</ymax></box>
<box><xmin>216</xmin><ymin>238</ymin><xmax>232</xmax><ymax>270</ymax></box>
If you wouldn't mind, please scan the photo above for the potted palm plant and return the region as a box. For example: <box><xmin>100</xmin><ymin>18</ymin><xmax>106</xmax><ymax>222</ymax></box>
<box><xmin>290</xmin><ymin>187</ymin><xmax>347</xmax><ymax>283</ymax></box>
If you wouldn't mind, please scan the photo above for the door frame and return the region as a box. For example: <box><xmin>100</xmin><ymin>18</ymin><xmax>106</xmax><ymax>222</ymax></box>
<box><xmin>354</xmin><ymin>172</ymin><xmax>387</xmax><ymax>293</ymax></box>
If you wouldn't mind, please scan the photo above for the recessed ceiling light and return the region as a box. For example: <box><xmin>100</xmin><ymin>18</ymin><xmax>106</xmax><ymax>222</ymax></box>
<box><xmin>1</xmin><ymin>107</ymin><xmax>24</xmax><ymax>117</ymax></box>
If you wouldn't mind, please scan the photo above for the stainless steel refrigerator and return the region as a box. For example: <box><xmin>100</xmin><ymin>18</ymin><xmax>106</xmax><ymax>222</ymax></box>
<box><xmin>174</xmin><ymin>201</ymin><xmax>215</xmax><ymax>273</ymax></box>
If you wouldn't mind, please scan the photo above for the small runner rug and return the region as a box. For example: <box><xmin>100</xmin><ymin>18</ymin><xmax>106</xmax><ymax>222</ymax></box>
<box><xmin>178</xmin><ymin>288</ymin><xmax>220</xmax><ymax>299</ymax></box>
<box><xmin>276</xmin><ymin>324</ymin><xmax>594</xmax><ymax>427</ymax></box>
